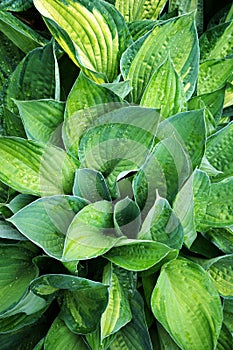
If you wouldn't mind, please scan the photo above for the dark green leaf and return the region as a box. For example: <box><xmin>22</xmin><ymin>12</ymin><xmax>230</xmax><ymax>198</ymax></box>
<box><xmin>0</xmin><ymin>0</ymin><xmax>33</xmax><ymax>11</ymax></box>
<box><xmin>114</xmin><ymin>197</ymin><xmax>141</xmax><ymax>238</ymax></box>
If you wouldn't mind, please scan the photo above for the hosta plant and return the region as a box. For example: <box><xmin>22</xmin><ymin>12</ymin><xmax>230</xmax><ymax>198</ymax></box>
<box><xmin>0</xmin><ymin>0</ymin><xmax>233</xmax><ymax>349</ymax></box>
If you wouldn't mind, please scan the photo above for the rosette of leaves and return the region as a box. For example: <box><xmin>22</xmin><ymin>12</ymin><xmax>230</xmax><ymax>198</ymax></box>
<box><xmin>0</xmin><ymin>0</ymin><xmax>233</xmax><ymax>349</ymax></box>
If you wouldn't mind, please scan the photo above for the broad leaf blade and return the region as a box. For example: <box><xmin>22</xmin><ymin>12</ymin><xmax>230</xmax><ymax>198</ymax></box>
<box><xmin>34</xmin><ymin>0</ymin><xmax>132</xmax><ymax>82</ymax></box>
<box><xmin>0</xmin><ymin>0</ymin><xmax>33</xmax><ymax>11</ymax></box>
<box><xmin>0</xmin><ymin>137</ymin><xmax>76</xmax><ymax>196</ymax></box>
<box><xmin>151</xmin><ymin>259</ymin><xmax>223</xmax><ymax>350</ymax></box>
<box><xmin>104</xmin><ymin>240</ymin><xmax>178</xmax><ymax>271</ymax></box>
<box><xmin>121</xmin><ymin>12</ymin><xmax>199</xmax><ymax>102</ymax></box>
<box><xmin>207</xmin><ymin>255</ymin><xmax>233</xmax><ymax>298</ymax></box>
<box><xmin>9</xmin><ymin>196</ymin><xmax>87</xmax><ymax>259</ymax></box>
<box><xmin>114</xmin><ymin>197</ymin><xmax>141</xmax><ymax>238</ymax></box>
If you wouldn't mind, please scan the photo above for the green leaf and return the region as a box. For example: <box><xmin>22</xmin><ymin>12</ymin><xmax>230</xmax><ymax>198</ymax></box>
<box><xmin>104</xmin><ymin>240</ymin><xmax>178</xmax><ymax>271</ymax></box>
<box><xmin>169</xmin><ymin>0</ymin><xmax>204</xmax><ymax>34</ymax></box>
<box><xmin>202</xmin><ymin>178</ymin><xmax>233</xmax><ymax>230</ymax></box>
<box><xmin>101</xmin><ymin>80</ymin><xmax>132</xmax><ymax>99</ymax></box>
<box><xmin>101</xmin><ymin>263</ymin><xmax>132</xmax><ymax>339</ymax></box>
<box><xmin>6</xmin><ymin>42</ymin><xmax>60</xmax><ymax>115</ymax></box>
<box><xmin>127</xmin><ymin>19</ymin><xmax>157</xmax><ymax>41</ymax></box>
<box><xmin>173</xmin><ymin>174</ymin><xmax>197</xmax><ymax>247</ymax></box>
<box><xmin>115</xmin><ymin>0</ymin><xmax>167</xmax><ymax>22</ymax></box>
<box><xmin>0</xmin><ymin>243</ymin><xmax>38</xmax><ymax>315</ymax></box>
<box><xmin>63</xmin><ymin>72</ymin><xmax>123</xmax><ymax>157</ymax></box>
<box><xmin>9</xmin><ymin>196</ymin><xmax>87</xmax><ymax>259</ymax></box>
<box><xmin>200</xmin><ymin>20</ymin><xmax>233</xmax><ymax>61</ymax></box>
<box><xmin>79</xmin><ymin>106</ymin><xmax>160</xmax><ymax>196</ymax></box>
<box><xmin>0</xmin><ymin>9</ymin><xmax>47</xmax><ymax>53</ymax></box>
<box><xmin>44</xmin><ymin>316</ymin><xmax>89</xmax><ymax>350</ymax></box>
<box><xmin>0</xmin><ymin>0</ymin><xmax>33</xmax><ymax>11</ymax></box>
<box><xmin>140</xmin><ymin>56</ymin><xmax>187</xmax><ymax>118</ymax></box>
<box><xmin>34</xmin><ymin>0</ymin><xmax>132</xmax><ymax>82</ymax></box>
<box><xmin>139</xmin><ymin>195</ymin><xmax>184</xmax><ymax>249</ymax></box>
<box><xmin>15</xmin><ymin>99</ymin><xmax>65</xmax><ymax>146</ymax></box>
<box><xmin>216</xmin><ymin>323</ymin><xmax>233</xmax><ymax>350</ymax></box>
<box><xmin>63</xmin><ymin>201</ymin><xmax>119</xmax><ymax>260</ymax></box>
<box><xmin>207</xmin><ymin>255</ymin><xmax>233</xmax><ymax>298</ymax></box>
<box><xmin>193</xmin><ymin>169</ymin><xmax>211</xmax><ymax>230</ymax></box>
<box><xmin>0</xmin><ymin>137</ymin><xmax>76</xmax><ymax>196</ymax></box>
<box><xmin>204</xmin><ymin>227</ymin><xmax>233</xmax><ymax>254</ymax></box>
<box><xmin>73</xmin><ymin>168</ymin><xmax>111</xmax><ymax>202</ymax></box>
<box><xmin>0</xmin><ymin>220</ymin><xmax>26</xmax><ymax>240</ymax></box>
<box><xmin>114</xmin><ymin>197</ymin><xmax>141</xmax><ymax>238</ymax></box>
<box><xmin>109</xmin><ymin>291</ymin><xmax>153</xmax><ymax>350</ymax></box>
<box><xmin>7</xmin><ymin>194</ymin><xmax>36</xmax><ymax>214</ymax></box>
<box><xmin>223</xmin><ymin>299</ymin><xmax>233</xmax><ymax>334</ymax></box>
<box><xmin>121</xmin><ymin>12</ymin><xmax>199</xmax><ymax>102</ymax></box>
<box><xmin>151</xmin><ymin>258</ymin><xmax>223</xmax><ymax>350</ymax></box>
<box><xmin>198</xmin><ymin>58</ymin><xmax>233</xmax><ymax>95</ymax></box>
<box><xmin>205</xmin><ymin>122</ymin><xmax>233</xmax><ymax>181</ymax></box>
<box><xmin>156</xmin><ymin>322</ymin><xmax>180</xmax><ymax>350</ymax></box>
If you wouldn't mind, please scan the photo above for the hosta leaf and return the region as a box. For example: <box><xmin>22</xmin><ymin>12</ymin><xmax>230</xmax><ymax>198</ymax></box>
<box><xmin>0</xmin><ymin>0</ymin><xmax>33</xmax><ymax>11</ymax></box>
<box><xmin>193</xmin><ymin>169</ymin><xmax>211</xmax><ymax>230</ymax></box>
<box><xmin>7</xmin><ymin>194</ymin><xmax>36</xmax><ymax>214</ymax></box>
<box><xmin>157</xmin><ymin>110</ymin><xmax>206</xmax><ymax>170</ymax></box>
<box><xmin>204</xmin><ymin>227</ymin><xmax>233</xmax><ymax>254</ymax></box>
<box><xmin>34</xmin><ymin>0</ymin><xmax>132</xmax><ymax>82</ymax></box>
<box><xmin>6</xmin><ymin>42</ymin><xmax>59</xmax><ymax>115</ymax></box>
<box><xmin>207</xmin><ymin>255</ymin><xmax>233</xmax><ymax>298</ymax></box>
<box><xmin>15</xmin><ymin>99</ymin><xmax>65</xmax><ymax>146</ymax></box>
<box><xmin>104</xmin><ymin>240</ymin><xmax>178</xmax><ymax>271</ymax></box>
<box><xmin>169</xmin><ymin>0</ymin><xmax>204</xmax><ymax>34</ymax></box>
<box><xmin>200</xmin><ymin>20</ymin><xmax>233</xmax><ymax>61</ymax></box>
<box><xmin>140</xmin><ymin>56</ymin><xmax>187</xmax><ymax>118</ymax></box>
<box><xmin>86</xmin><ymin>325</ymin><xmax>116</xmax><ymax>350</ymax></box>
<box><xmin>73</xmin><ymin>168</ymin><xmax>111</xmax><ymax>202</ymax></box>
<box><xmin>109</xmin><ymin>291</ymin><xmax>153</xmax><ymax>350</ymax></box>
<box><xmin>0</xmin><ymin>10</ymin><xmax>47</xmax><ymax>53</ymax></box>
<box><xmin>216</xmin><ymin>323</ymin><xmax>233</xmax><ymax>350</ymax></box>
<box><xmin>101</xmin><ymin>263</ymin><xmax>132</xmax><ymax>339</ymax></box>
<box><xmin>0</xmin><ymin>243</ymin><xmax>38</xmax><ymax>315</ymax></box>
<box><xmin>173</xmin><ymin>174</ymin><xmax>196</xmax><ymax>247</ymax></box>
<box><xmin>198</xmin><ymin>58</ymin><xmax>233</xmax><ymax>95</ymax></box>
<box><xmin>156</xmin><ymin>322</ymin><xmax>180</xmax><ymax>350</ymax></box>
<box><xmin>0</xmin><ymin>137</ymin><xmax>76</xmax><ymax>196</ymax></box>
<box><xmin>205</xmin><ymin>122</ymin><xmax>233</xmax><ymax>181</ymax></box>
<box><xmin>139</xmin><ymin>196</ymin><xmax>184</xmax><ymax>249</ymax></box>
<box><xmin>44</xmin><ymin>316</ymin><xmax>89</xmax><ymax>350</ymax></box>
<box><xmin>9</xmin><ymin>196</ymin><xmax>87</xmax><ymax>259</ymax></box>
<box><xmin>151</xmin><ymin>259</ymin><xmax>223</xmax><ymax>350</ymax></box>
<box><xmin>0</xmin><ymin>220</ymin><xmax>26</xmax><ymax>240</ymax></box>
<box><xmin>114</xmin><ymin>197</ymin><xmax>141</xmax><ymax>238</ymax></box>
<box><xmin>202</xmin><ymin>178</ymin><xmax>233</xmax><ymax>230</ymax></box>
<box><xmin>127</xmin><ymin>20</ymin><xmax>157</xmax><ymax>41</ymax></box>
<box><xmin>63</xmin><ymin>201</ymin><xmax>119</xmax><ymax>260</ymax></box>
<box><xmin>63</xmin><ymin>72</ymin><xmax>123</xmax><ymax>157</ymax></box>
<box><xmin>79</xmin><ymin>106</ymin><xmax>160</xmax><ymax>196</ymax></box>
<box><xmin>133</xmin><ymin>136</ymin><xmax>191</xmax><ymax>217</ymax></box>
<box><xmin>115</xmin><ymin>0</ymin><xmax>167</xmax><ymax>22</ymax></box>
<box><xmin>121</xmin><ymin>12</ymin><xmax>199</xmax><ymax>102</ymax></box>
<box><xmin>223</xmin><ymin>299</ymin><xmax>233</xmax><ymax>333</ymax></box>
<box><xmin>101</xmin><ymin>80</ymin><xmax>132</xmax><ymax>99</ymax></box>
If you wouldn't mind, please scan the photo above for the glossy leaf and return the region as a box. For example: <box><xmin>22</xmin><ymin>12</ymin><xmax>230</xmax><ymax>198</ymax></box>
<box><xmin>0</xmin><ymin>137</ymin><xmax>76</xmax><ymax>196</ymax></box>
<box><xmin>7</xmin><ymin>194</ymin><xmax>36</xmax><ymax>214</ymax></box>
<box><xmin>205</xmin><ymin>122</ymin><xmax>233</xmax><ymax>181</ymax></box>
<box><xmin>79</xmin><ymin>106</ymin><xmax>160</xmax><ymax>196</ymax></box>
<box><xmin>157</xmin><ymin>322</ymin><xmax>180</xmax><ymax>350</ymax></box>
<box><xmin>0</xmin><ymin>243</ymin><xmax>38</xmax><ymax>315</ymax></box>
<box><xmin>114</xmin><ymin>197</ymin><xmax>141</xmax><ymax>238</ymax></box>
<box><xmin>151</xmin><ymin>259</ymin><xmax>223</xmax><ymax>350</ymax></box>
<box><xmin>101</xmin><ymin>263</ymin><xmax>132</xmax><ymax>339</ymax></box>
<box><xmin>204</xmin><ymin>227</ymin><xmax>233</xmax><ymax>254</ymax></box>
<box><xmin>193</xmin><ymin>169</ymin><xmax>211</xmax><ymax>230</ymax></box>
<box><xmin>63</xmin><ymin>201</ymin><xmax>119</xmax><ymax>260</ymax></box>
<box><xmin>15</xmin><ymin>99</ymin><xmax>65</xmax><ymax>145</ymax></box>
<box><xmin>0</xmin><ymin>220</ymin><xmax>26</xmax><ymax>240</ymax></box>
<box><xmin>127</xmin><ymin>19</ymin><xmax>157</xmax><ymax>41</ymax></box>
<box><xmin>0</xmin><ymin>0</ymin><xmax>32</xmax><ymax>11</ymax></box>
<box><xmin>0</xmin><ymin>9</ymin><xmax>47</xmax><ymax>53</ymax></box>
<box><xmin>6</xmin><ymin>42</ymin><xmax>59</xmax><ymax>116</ymax></box>
<box><xmin>9</xmin><ymin>196</ymin><xmax>87</xmax><ymax>259</ymax></box>
<box><xmin>34</xmin><ymin>0</ymin><xmax>132</xmax><ymax>82</ymax></box>
<box><xmin>121</xmin><ymin>12</ymin><xmax>199</xmax><ymax>102</ymax></box>
<box><xmin>216</xmin><ymin>323</ymin><xmax>233</xmax><ymax>350</ymax></box>
<box><xmin>140</xmin><ymin>56</ymin><xmax>187</xmax><ymax>118</ymax></box>
<box><xmin>198</xmin><ymin>57</ymin><xmax>233</xmax><ymax>95</ymax></box>
<box><xmin>63</xmin><ymin>72</ymin><xmax>123</xmax><ymax>157</ymax></box>
<box><xmin>104</xmin><ymin>240</ymin><xmax>178</xmax><ymax>271</ymax></box>
<box><xmin>115</xmin><ymin>0</ymin><xmax>167</xmax><ymax>22</ymax></box>
<box><xmin>109</xmin><ymin>291</ymin><xmax>153</xmax><ymax>350</ymax></box>
<box><xmin>207</xmin><ymin>255</ymin><xmax>233</xmax><ymax>298</ymax></box>
<box><xmin>139</xmin><ymin>195</ymin><xmax>184</xmax><ymax>249</ymax></box>
<box><xmin>73</xmin><ymin>168</ymin><xmax>111</xmax><ymax>202</ymax></box>
<box><xmin>44</xmin><ymin>316</ymin><xmax>89</xmax><ymax>350</ymax></box>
